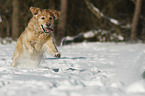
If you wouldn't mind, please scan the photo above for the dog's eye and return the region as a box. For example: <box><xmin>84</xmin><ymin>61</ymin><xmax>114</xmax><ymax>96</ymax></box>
<box><xmin>49</xmin><ymin>17</ymin><xmax>52</xmax><ymax>20</ymax></box>
<box><xmin>41</xmin><ymin>17</ymin><xmax>45</xmax><ymax>20</ymax></box>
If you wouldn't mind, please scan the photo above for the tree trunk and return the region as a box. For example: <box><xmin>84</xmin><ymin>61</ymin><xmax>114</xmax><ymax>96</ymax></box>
<box><xmin>56</xmin><ymin>0</ymin><xmax>67</xmax><ymax>45</ymax></box>
<box><xmin>49</xmin><ymin>0</ymin><xmax>55</xmax><ymax>9</ymax></box>
<box><xmin>3</xmin><ymin>16</ymin><xmax>10</xmax><ymax>37</ymax></box>
<box><xmin>130</xmin><ymin>0</ymin><xmax>142</xmax><ymax>41</ymax></box>
<box><xmin>0</xmin><ymin>16</ymin><xmax>4</xmax><ymax>38</ymax></box>
<box><xmin>12</xmin><ymin>0</ymin><xmax>19</xmax><ymax>39</ymax></box>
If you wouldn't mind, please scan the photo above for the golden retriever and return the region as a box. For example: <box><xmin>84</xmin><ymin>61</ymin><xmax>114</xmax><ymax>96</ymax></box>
<box><xmin>11</xmin><ymin>7</ymin><xmax>61</xmax><ymax>68</ymax></box>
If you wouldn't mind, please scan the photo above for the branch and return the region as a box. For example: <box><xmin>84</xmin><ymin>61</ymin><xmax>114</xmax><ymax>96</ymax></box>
<box><xmin>85</xmin><ymin>0</ymin><xmax>120</xmax><ymax>25</ymax></box>
<box><xmin>85</xmin><ymin>0</ymin><xmax>102</xmax><ymax>19</ymax></box>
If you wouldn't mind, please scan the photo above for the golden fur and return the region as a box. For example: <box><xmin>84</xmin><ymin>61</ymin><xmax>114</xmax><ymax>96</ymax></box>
<box><xmin>11</xmin><ymin>7</ymin><xmax>61</xmax><ymax>67</ymax></box>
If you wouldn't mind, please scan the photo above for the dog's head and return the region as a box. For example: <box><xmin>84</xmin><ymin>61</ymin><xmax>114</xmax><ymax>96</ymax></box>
<box><xmin>30</xmin><ymin>7</ymin><xmax>61</xmax><ymax>33</ymax></box>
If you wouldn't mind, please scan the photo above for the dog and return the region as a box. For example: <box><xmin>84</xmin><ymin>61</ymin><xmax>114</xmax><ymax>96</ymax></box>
<box><xmin>11</xmin><ymin>7</ymin><xmax>61</xmax><ymax>68</ymax></box>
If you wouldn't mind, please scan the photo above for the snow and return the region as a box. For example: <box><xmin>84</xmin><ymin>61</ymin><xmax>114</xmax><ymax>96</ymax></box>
<box><xmin>121</xmin><ymin>23</ymin><xmax>131</xmax><ymax>29</ymax></box>
<box><xmin>0</xmin><ymin>42</ymin><xmax>145</xmax><ymax>96</ymax></box>
<box><xmin>65</xmin><ymin>36</ymin><xmax>74</xmax><ymax>41</ymax></box>
<box><xmin>117</xmin><ymin>35</ymin><xmax>124</xmax><ymax>41</ymax></box>
<box><xmin>91</xmin><ymin>3</ymin><xmax>104</xmax><ymax>17</ymax></box>
<box><xmin>0</xmin><ymin>15</ymin><xmax>2</xmax><ymax>22</ymax></box>
<box><xmin>83</xmin><ymin>31</ymin><xmax>97</xmax><ymax>38</ymax></box>
<box><xmin>109</xmin><ymin>18</ymin><xmax>120</xmax><ymax>25</ymax></box>
<box><xmin>126</xmin><ymin>80</ymin><xmax>145</xmax><ymax>93</ymax></box>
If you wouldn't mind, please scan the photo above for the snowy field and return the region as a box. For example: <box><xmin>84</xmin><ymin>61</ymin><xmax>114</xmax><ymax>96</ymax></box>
<box><xmin>0</xmin><ymin>42</ymin><xmax>145</xmax><ymax>96</ymax></box>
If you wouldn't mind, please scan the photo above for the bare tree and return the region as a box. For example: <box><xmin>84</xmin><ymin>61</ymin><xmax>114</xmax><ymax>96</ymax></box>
<box><xmin>12</xmin><ymin>0</ymin><xmax>19</xmax><ymax>39</ymax></box>
<box><xmin>56</xmin><ymin>0</ymin><xmax>67</xmax><ymax>45</ymax></box>
<box><xmin>130</xmin><ymin>0</ymin><xmax>142</xmax><ymax>41</ymax></box>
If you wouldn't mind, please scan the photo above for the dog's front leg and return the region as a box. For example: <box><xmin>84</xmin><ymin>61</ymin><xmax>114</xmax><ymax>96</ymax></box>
<box><xmin>25</xmin><ymin>40</ymin><xmax>34</xmax><ymax>54</ymax></box>
<box><xmin>44</xmin><ymin>37</ymin><xmax>61</xmax><ymax>58</ymax></box>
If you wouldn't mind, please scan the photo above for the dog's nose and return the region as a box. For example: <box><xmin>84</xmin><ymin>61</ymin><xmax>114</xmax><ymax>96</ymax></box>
<box><xmin>46</xmin><ymin>23</ymin><xmax>51</xmax><ymax>27</ymax></box>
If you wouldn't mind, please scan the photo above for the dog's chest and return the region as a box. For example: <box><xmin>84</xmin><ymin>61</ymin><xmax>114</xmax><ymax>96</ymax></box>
<box><xmin>33</xmin><ymin>32</ymin><xmax>49</xmax><ymax>42</ymax></box>
<box><xmin>26</xmin><ymin>32</ymin><xmax>49</xmax><ymax>51</ymax></box>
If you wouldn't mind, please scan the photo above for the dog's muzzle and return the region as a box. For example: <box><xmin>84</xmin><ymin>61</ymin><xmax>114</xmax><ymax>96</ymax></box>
<box><xmin>41</xmin><ymin>25</ymin><xmax>54</xmax><ymax>34</ymax></box>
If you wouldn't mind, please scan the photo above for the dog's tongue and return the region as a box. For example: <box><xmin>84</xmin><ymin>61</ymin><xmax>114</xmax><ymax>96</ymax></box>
<box><xmin>44</xmin><ymin>27</ymin><xmax>53</xmax><ymax>32</ymax></box>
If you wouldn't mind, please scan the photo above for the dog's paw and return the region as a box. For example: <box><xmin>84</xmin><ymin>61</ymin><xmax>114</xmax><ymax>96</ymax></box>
<box><xmin>55</xmin><ymin>52</ymin><xmax>61</xmax><ymax>58</ymax></box>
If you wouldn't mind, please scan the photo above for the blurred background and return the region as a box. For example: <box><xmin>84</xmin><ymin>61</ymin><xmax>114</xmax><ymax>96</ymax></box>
<box><xmin>0</xmin><ymin>0</ymin><xmax>144</xmax><ymax>45</ymax></box>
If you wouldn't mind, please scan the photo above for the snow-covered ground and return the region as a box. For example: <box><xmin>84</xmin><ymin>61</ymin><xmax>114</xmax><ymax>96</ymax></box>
<box><xmin>0</xmin><ymin>42</ymin><xmax>145</xmax><ymax>96</ymax></box>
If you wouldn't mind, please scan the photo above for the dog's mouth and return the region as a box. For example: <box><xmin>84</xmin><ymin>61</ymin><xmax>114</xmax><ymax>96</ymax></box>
<box><xmin>41</xmin><ymin>25</ymin><xmax>54</xmax><ymax>33</ymax></box>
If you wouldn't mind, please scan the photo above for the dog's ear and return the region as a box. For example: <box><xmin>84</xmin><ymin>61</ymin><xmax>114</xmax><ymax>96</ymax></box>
<box><xmin>30</xmin><ymin>7</ymin><xmax>40</xmax><ymax>15</ymax></box>
<box><xmin>52</xmin><ymin>10</ymin><xmax>61</xmax><ymax>20</ymax></box>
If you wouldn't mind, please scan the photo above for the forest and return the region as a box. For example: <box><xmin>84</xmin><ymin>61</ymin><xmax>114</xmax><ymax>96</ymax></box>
<box><xmin>0</xmin><ymin>0</ymin><xmax>144</xmax><ymax>44</ymax></box>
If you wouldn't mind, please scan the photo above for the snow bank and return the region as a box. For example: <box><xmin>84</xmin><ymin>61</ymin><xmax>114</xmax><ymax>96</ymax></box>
<box><xmin>0</xmin><ymin>42</ymin><xmax>145</xmax><ymax>96</ymax></box>
<box><xmin>64</xmin><ymin>30</ymin><xmax>124</xmax><ymax>44</ymax></box>
<box><xmin>126</xmin><ymin>80</ymin><xmax>145</xmax><ymax>93</ymax></box>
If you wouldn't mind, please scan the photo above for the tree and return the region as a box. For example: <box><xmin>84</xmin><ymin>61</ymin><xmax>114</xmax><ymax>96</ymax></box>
<box><xmin>0</xmin><ymin>15</ymin><xmax>4</xmax><ymax>37</ymax></box>
<box><xmin>12</xmin><ymin>0</ymin><xmax>19</xmax><ymax>39</ymax></box>
<box><xmin>130</xmin><ymin>0</ymin><xmax>142</xmax><ymax>41</ymax></box>
<box><xmin>49</xmin><ymin>0</ymin><xmax>55</xmax><ymax>9</ymax></box>
<box><xmin>3</xmin><ymin>15</ymin><xmax>10</xmax><ymax>37</ymax></box>
<box><xmin>56</xmin><ymin>0</ymin><xmax>68</xmax><ymax>45</ymax></box>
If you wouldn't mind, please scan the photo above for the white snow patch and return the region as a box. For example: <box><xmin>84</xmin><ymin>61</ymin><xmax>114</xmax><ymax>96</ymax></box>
<box><xmin>110</xmin><ymin>18</ymin><xmax>120</xmax><ymax>25</ymax></box>
<box><xmin>0</xmin><ymin>42</ymin><xmax>145</xmax><ymax>96</ymax></box>
<box><xmin>83</xmin><ymin>31</ymin><xmax>96</xmax><ymax>38</ymax></box>
<box><xmin>121</xmin><ymin>23</ymin><xmax>131</xmax><ymax>29</ymax></box>
<box><xmin>91</xmin><ymin>4</ymin><xmax>104</xmax><ymax>17</ymax></box>
<box><xmin>126</xmin><ymin>80</ymin><xmax>145</xmax><ymax>93</ymax></box>
<box><xmin>118</xmin><ymin>35</ymin><xmax>124</xmax><ymax>40</ymax></box>
<box><xmin>65</xmin><ymin>36</ymin><xmax>74</xmax><ymax>41</ymax></box>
